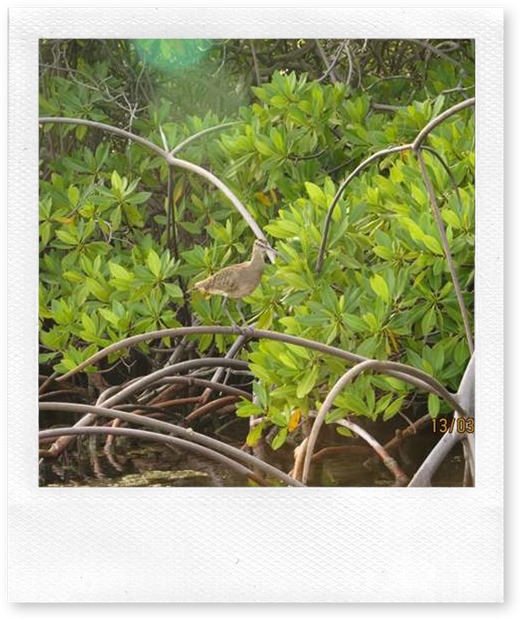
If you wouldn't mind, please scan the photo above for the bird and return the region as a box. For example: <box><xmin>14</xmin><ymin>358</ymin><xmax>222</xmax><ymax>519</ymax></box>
<box><xmin>193</xmin><ymin>238</ymin><xmax>277</xmax><ymax>325</ymax></box>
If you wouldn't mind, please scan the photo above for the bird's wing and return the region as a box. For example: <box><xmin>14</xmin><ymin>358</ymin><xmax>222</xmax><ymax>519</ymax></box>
<box><xmin>194</xmin><ymin>264</ymin><xmax>247</xmax><ymax>296</ymax></box>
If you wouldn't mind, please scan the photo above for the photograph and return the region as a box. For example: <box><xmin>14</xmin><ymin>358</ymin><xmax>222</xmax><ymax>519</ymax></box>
<box><xmin>8</xmin><ymin>6</ymin><xmax>505</xmax><ymax>603</ymax></box>
<box><xmin>38</xmin><ymin>37</ymin><xmax>476</xmax><ymax>488</ymax></box>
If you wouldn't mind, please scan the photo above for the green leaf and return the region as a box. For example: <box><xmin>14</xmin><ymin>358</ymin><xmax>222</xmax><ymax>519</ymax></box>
<box><xmin>432</xmin><ymin>94</ymin><xmax>446</xmax><ymax>118</ymax></box>
<box><xmin>254</xmin><ymin>136</ymin><xmax>275</xmax><ymax>156</ymax></box>
<box><xmin>246</xmin><ymin>422</ymin><xmax>264</xmax><ymax>447</ymax></box>
<box><xmin>311</xmin><ymin>83</ymin><xmax>324</xmax><ymax>116</ymax></box>
<box><xmin>428</xmin><ymin>393</ymin><xmax>441</xmax><ymax>418</ymax></box>
<box><xmin>75</xmin><ymin>125</ymin><xmax>87</xmax><ymax>141</ymax></box>
<box><xmin>279</xmin><ymin>271</ymin><xmax>311</xmax><ymax>290</ymax></box>
<box><xmin>270</xmin><ymin>409</ymin><xmax>288</xmax><ymax>427</ymax></box>
<box><xmin>164</xmin><ymin>282</ymin><xmax>184</xmax><ymax>300</ymax></box>
<box><xmin>333</xmin><ymin>391</ymin><xmax>369</xmax><ymax>416</ymax></box>
<box><xmin>343</xmin><ymin>313</ymin><xmax>368</xmax><ymax>332</ymax></box>
<box><xmin>62</xmin><ymin>270</ymin><xmax>83</xmax><ymax>283</ymax></box>
<box><xmin>67</xmin><ymin>185</ymin><xmax>80</xmax><ymax>207</ymax></box>
<box><xmin>58</xmin><ymin>356</ymin><xmax>80</xmax><ymax>372</ymax></box>
<box><xmin>411</xmin><ymin>184</ymin><xmax>427</xmax><ymax>206</ymax></box>
<box><xmin>362</xmin><ymin>313</ymin><xmax>379</xmax><ymax>332</ymax></box>
<box><xmin>375</xmin><ymin>393</ymin><xmax>393</xmax><ymax>414</ymax></box>
<box><xmin>270</xmin><ymin>127</ymin><xmax>285</xmax><ymax>154</ymax></box>
<box><xmin>279</xmin><ymin>352</ymin><xmax>299</xmax><ymax>370</ymax></box>
<box><xmin>109</xmin><ymin>262</ymin><xmax>133</xmax><ymax>280</ymax></box>
<box><xmin>304</xmin><ymin>182</ymin><xmax>327</xmax><ymax>208</ymax></box>
<box><xmin>252</xmin><ymin>381</ymin><xmax>269</xmax><ymax>407</ymax></box>
<box><xmin>122</xmin><ymin>203</ymin><xmax>144</xmax><ymax>227</ymax></box>
<box><xmin>85</xmin><ymin>277</ymin><xmax>110</xmax><ymax>302</ymax></box>
<box><xmin>249</xmin><ymin>363</ymin><xmax>274</xmax><ymax>384</ymax></box>
<box><xmin>284</xmin><ymin>343</ymin><xmax>311</xmax><ymax>360</ymax></box>
<box><xmin>370</xmin><ymin>274</ymin><xmax>390</xmax><ymax>303</ymax></box>
<box><xmin>421</xmin><ymin>306</ymin><xmax>436</xmax><ymax>335</ymax></box>
<box><xmin>98</xmin><ymin>308</ymin><xmax>120</xmax><ymax>328</ymax></box>
<box><xmin>146</xmin><ymin>250</ymin><xmax>162</xmax><ymax>278</ymax></box>
<box><xmin>40</xmin><ymin>221</ymin><xmax>52</xmax><ymax>247</ymax></box>
<box><xmin>454</xmin><ymin>339</ymin><xmax>469</xmax><ymax>366</ymax></box>
<box><xmin>335</xmin><ymin>426</ymin><xmax>354</xmax><ymax>438</ymax></box>
<box><xmin>423</xmin><ymin>235</ymin><xmax>443</xmax><ymax>255</ymax></box>
<box><xmin>357</xmin><ymin>334</ymin><xmax>381</xmax><ymax>358</ymax></box>
<box><xmin>271</xmin><ymin>427</ymin><xmax>288</xmax><ymax>451</ymax></box>
<box><xmin>55</xmin><ymin>229</ymin><xmax>78</xmax><ymax>246</ymax></box>
<box><xmin>264</xmin><ymin>219</ymin><xmax>302</xmax><ymax>238</ymax></box>
<box><xmin>383</xmin><ymin>396</ymin><xmax>406</xmax><ymax>421</ymax></box>
<box><xmin>390</xmin><ymin>166</ymin><xmax>404</xmax><ymax>184</ymax></box>
<box><xmin>81</xmin><ymin>312</ymin><xmax>97</xmax><ymax>335</ymax></box>
<box><xmin>373</xmin><ymin>245</ymin><xmax>393</xmax><ymax>260</ymax></box>
<box><xmin>296</xmin><ymin>364</ymin><xmax>318</xmax><ymax>399</ymax></box>
<box><xmin>111</xmin><ymin>170</ymin><xmax>122</xmax><ymax>192</ymax></box>
<box><xmin>126</xmin><ymin>191</ymin><xmax>152</xmax><ymax>205</ymax></box>
<box><xmin>39</xmin><ymin>351</ymin><xmax>58</xmax><ymax>364</ymax></box>
<box><xmin>442</xmin><ymin>209</ymin><xmax>461</xmax><ymax>229</ymax></box>
<box><xmin>236</xmin><ymin>400</ymin><xmax>264</xmax><ymax>418</ymax></box>
<box><xmin>110</xmin><ymin>205</ymin><xmax>122</xmax><ymax>230</ymax></box>
<box><xmin>402</xmin><ymin>217</ymin><xmax>425</xmax><ymax>241</ymax></box>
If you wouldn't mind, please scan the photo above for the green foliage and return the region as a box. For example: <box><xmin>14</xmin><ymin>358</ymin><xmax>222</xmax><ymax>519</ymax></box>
<box><xmin>39</xmin><ymin>39</ymin><xmax>474</xmax><ymax>446</ymax></box>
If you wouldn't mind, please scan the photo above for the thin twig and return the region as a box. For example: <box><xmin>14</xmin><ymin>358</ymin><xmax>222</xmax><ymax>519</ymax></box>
<box><xmin>365</xmin><ymin>75</ymin><xmax>414</xmax><ymax>92</ymax></box>
<box><xmin>250</xmin><ymin>40</ymin><xmax>261</xmax><ymax>86</ymax></box>
<box><xmin>312</xmin><ymin>445</ymin><xmax>370</xmax><ymax>463</ymax></box>
<box><xmin>160</xmin><ymin>376</ymin><xmax>252</xmax><ymax>400</ymax></box>
<box><xmin>166</xmin><ymin>166</ymin><xmax>175</xmax><ymax>254</ymax></box>
<box><xmin>290</xmin><ymin>436</ymin><xmax>308</xmax><ymax>481</ymax></box>
<box><xmin>184</xmin><ymin>395</ymin><xmax>238</xmax><ymax>425</ymax></box>
<box><xmin>170</xmin><ymin>121</ymin><xmax>242</xmax><ymax>156</ymax></box>
<box><xmin>200</xmin><ymin>333</ymin><xmax>250</xmax><ymax>404</ymax></box>
<box><xmin>420</xmin><ymin>145</ymin><xmax>464</xmax><ymax>214</ymax></box>
<box><xmin>363</xmin><ymin>413</ymin><xmax>432</xmax><ymax>469</ymax></box>
<box><xmin>410</xmin><ymin>39</ymin><xmax>462</xmax><ymax>67</ymax></box>
<box><xmin>415</xmin><ymin>149</ymin><xmax>474</xmax><ymax>353</ymax></box>
<box><xmin>317</xmin><ymin>42</ymin><xmax>344</xmax><ymax>83</ymax></box>
<box><xmin>344</xmin><ymin>42</ymin><xmax>353</xmax><ymax>86</ymax></box>
<box><xmin>370</xmin><ymin>102</ymin><xmax>402</xmax><ymax>112</ymax></box>
<box><xmin>334</xmin><ymin>418</ymin><xmax>409</xmax><ymax>486</ymax></box>
<box><xmin>315</xmin><ymin>40</ymin><xmax>339</xmax><ymax>83</ymax></box>
<box><xmin>441</xmin><ymin>84</ymin><xmax>475</xmax><ymax>97</ymax></box>
<box><xmin>38</xmin><ymin>371</ymin><xmax>59</xmax><ymax>395</ymax></box>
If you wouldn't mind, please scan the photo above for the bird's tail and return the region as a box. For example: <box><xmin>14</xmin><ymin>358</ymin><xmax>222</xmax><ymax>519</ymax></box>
<box><xmin>192</xmin><ymin>277</ymin><xmax>212</xmax><ymax>297</ymax></box>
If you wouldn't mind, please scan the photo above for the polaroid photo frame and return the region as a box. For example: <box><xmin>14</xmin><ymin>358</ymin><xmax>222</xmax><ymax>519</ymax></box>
<box><xmin>8</xmin><ymin>7</ymin><xmax>503</xmax><ymax>602</ymax></box>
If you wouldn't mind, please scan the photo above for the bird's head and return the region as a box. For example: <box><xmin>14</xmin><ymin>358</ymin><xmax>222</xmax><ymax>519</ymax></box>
<box><xmin>253</xmin><ymin>238</ymin><xmax>277</xmax><ymax>260</ymax></box>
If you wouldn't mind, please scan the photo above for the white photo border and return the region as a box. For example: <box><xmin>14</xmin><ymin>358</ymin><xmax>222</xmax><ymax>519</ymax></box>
<box><xmin>8</xmin><ymin>7</ymin><xmax>503</xmax><ymax>602</ymax></box>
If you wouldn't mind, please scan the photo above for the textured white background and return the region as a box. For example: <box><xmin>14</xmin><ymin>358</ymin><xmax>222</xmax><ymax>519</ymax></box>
<box><xmin>7</xmin><ymin>7</ymin><xmax>503</xmax><ymax>603</ymax></box>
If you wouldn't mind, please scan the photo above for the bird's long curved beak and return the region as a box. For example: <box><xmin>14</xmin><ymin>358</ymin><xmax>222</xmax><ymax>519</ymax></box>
<box><xmin>266</xmin><ymin>244</ymin><xmax>278</xmax><ymax>263</ymax></box>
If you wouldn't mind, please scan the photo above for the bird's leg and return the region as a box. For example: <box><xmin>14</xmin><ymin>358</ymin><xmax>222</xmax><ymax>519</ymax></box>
<box><xmin>222</xmin><ymin>296</ymin><xmax>239</xmax><ymax>327</ymax></box>
<box><xmin>236</xmin><ymin>299</ymin><xmax>248</xmax><ymax>327</ymax></box>
<box><xmin>221</xmin><ymin>297</ymin><xmax>252</xmax><ymax>335</ymax></box>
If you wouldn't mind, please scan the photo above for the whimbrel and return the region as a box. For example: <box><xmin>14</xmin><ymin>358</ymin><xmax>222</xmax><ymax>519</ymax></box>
<box><xmin>193</xmin><ymin>238</ymin><xmax>276</xmax><ymax>324</ymax></box>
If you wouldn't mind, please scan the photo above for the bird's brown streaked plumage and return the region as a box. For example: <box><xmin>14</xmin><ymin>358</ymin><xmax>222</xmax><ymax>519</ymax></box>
<box><xmin>193</xmin><ymin>239</ymin><xmax>275</xmax><ymax>299</ymax></box>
